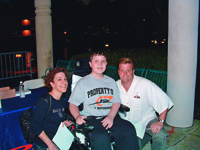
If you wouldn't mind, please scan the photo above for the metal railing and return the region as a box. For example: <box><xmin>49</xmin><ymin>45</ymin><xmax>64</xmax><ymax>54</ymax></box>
<box><xmin>0</xmin><ymin>51</ymin><xmax>33</xmax><ymax>80</ymax></box>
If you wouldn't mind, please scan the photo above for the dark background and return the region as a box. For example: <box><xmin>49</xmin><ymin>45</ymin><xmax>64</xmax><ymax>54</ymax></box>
<box><xmin>0</xmin><ymin>0</ymin><xmax>199</xmax><ymax>119</ymax></box>
<box><xmin>0</xmin><ymin>0</ymin><xmax>169</xmax><ymax>61</ymax></box>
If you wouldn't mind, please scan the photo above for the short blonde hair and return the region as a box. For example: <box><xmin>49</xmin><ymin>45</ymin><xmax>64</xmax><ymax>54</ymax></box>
<box><xmin>117</xmin><ymin>58</ymin><xmax>135</xmax><ymax>70</ymax></box>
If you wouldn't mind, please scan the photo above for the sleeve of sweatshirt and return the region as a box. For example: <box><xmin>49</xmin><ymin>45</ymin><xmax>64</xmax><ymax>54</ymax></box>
<box><xmin>31</xmin><ymin>99</ymin><xmax>49</xmax><ymax>136</ymax></box>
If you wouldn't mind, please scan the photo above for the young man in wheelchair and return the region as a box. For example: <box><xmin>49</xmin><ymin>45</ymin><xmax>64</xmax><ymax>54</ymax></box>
<box><xmin>69</xmin><ymin>51</ymin><xmax>139</xmax><ymax>150</ymax></box>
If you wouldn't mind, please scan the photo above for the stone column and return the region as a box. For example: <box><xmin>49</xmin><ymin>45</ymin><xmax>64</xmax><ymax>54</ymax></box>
<box><xmin>166</xmin><ymin>0</ymin><xmax>199</xmax><ymax>127</ymax></box>
<box><xmin>34</xmin><ymin>0</ymin><xmax>53</xmax><ymax>78</ymax></box>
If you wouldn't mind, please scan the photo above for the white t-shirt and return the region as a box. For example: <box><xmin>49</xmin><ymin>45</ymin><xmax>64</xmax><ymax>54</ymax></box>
<box><xmin>116</xmin><ymin>75</ymin><xmax>174</xmax><ymax>139</ymax></box>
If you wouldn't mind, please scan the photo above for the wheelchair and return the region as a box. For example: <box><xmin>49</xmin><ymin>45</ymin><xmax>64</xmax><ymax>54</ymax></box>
<box><xmin>65</xmin><ymin>104</ymin><xmax>130</xmax><ymax>150</ymax></box>
<box><xmin>64</xmin><ymin>58</ymin><xmax>130</xmax><ymax>149</ymax></box>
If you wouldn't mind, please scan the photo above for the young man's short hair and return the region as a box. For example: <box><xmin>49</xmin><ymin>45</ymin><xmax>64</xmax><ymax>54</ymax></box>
<box><xmin>90</xmin><ymin>51</ymin><xmax>107</xmax><ymax>62</ymax></box>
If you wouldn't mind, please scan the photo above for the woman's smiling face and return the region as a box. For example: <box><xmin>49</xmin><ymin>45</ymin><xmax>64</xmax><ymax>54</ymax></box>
<box><xmin>50</xmin><ymin>72</ymin><xmax>68</xmax><ymax>94</ymax></box>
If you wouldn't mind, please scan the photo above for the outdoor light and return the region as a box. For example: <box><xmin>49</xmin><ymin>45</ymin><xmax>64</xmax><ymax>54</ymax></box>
<box><xmin>151</xmin><ymin>40</ymin><xmax>154</xmax><ymax>43</ymax></box>
<box><xmin>16</xmin><ymin>54</ymin><xmax>21</xmax><ymax>57</ymax></box>
<box><xmin>22</xmin><ymin>30</ymin><xmax>31</xmax><ymax>36</ymax></box>
<box><xmin>22</xmin><ymin>19</ymin><xmax>30</xmax><ymax>26</ymax></box>
<box><xmin>161</xmin><ymin>41</ymin><xmax>165</xmax><ymax>44</ymax></box>
<box><xmin>154</xmin><ymin>40</ymin><xmax>158</xmax><ymax>45</ymax></box>
<box><xmin>15</xmin><ymin>54</ymin><xmax>22</xmax><ymax>71</ymax></box>
<box><xmin>105</xmin><ymin>44</ymin><xmax>109</xmax><ymax>47</ymax></box>
<box><xmin>64</xmin><ymin>31</ymin><xmax>67</xmax><ymax>34</ymax></box>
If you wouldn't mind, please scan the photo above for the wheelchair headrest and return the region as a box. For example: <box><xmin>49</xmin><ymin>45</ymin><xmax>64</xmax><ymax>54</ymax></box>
<box><xmin>76</xmin><ymin>58</ymin><xmax>91</xmax><ymax>70</ymax></box>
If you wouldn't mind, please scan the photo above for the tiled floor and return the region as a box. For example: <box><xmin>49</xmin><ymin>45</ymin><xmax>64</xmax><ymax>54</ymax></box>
<box><xmin>143</xmin><ymin>119</ymin><xmax>200</xmax><ymax>150</ymax></box>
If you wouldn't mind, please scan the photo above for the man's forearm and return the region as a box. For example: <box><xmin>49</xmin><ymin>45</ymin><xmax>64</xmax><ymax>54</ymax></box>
<box><xmin>159</xmin><ymin>108</ymin><xmax>168</xmax><ymax>121</ymax></box>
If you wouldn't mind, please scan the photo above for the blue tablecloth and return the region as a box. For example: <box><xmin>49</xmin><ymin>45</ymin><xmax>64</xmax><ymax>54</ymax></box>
<box><xmin>0</xmin><ymin>87</ymin><xmax>49</xmax><ymax>150</ymax></box>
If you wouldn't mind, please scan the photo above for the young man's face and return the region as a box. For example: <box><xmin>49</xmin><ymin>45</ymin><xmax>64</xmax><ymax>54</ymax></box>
<box><xmin>118</xmin><ymin>63</ymin><xmax>134</xmax><ymax>84</ymax></box>
<box><xmin>89</xmin><ymin>55</ymin><xmax>107</xmax><ymax>76</ymax></box>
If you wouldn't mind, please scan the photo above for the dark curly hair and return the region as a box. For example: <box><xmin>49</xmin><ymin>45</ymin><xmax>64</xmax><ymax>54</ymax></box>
<box><xmin>44</xmin><ymin>67</ymin><xmax>68</xmax><ymax>91</ymax></box>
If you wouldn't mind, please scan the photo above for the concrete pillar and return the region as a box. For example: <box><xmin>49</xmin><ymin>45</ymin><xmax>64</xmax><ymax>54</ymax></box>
<box><xmin>166</xmin><ymin>0</ymin><xmax>199</xmax><ymax>127</ymax></box>
<box><xmin>34</xmin><ymin>0</ymin><xmax>53</xmax><ymax>78</ymax></box>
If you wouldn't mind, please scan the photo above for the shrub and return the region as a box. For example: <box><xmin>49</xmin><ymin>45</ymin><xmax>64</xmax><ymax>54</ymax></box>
<box><xmin>70</xmin><ymin>45</ymin><xmax>167</xmax><ymax>71</ymax></box>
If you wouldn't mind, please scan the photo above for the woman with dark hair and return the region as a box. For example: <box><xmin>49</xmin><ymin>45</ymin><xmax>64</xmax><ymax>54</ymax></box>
<box><xmin>31</xmin><ymin>67</ymin><xmax>72</xmax><ymax>150</ymax></box>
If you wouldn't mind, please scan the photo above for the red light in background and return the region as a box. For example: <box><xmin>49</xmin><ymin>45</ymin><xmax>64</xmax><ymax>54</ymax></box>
<box><xmin>22</xmin><ymin>19</ymin><xmax>31</xmax><ymax>26</ymax></box>
<box><xmin>22</xmin><ymin>30</ymin><xmax>31</xmax><ymax>36</ymax></box>
<box><xmin>88</xmin><ymin>44</ymin><xmax>91</xmax><ymax>52</ymax></box>
<box><xmin>26</xmin><ymin>52</ymin><xmax>31</xmax><ymax>68</ymax></box>
<box><xmin>64</xmin><ymin>31</ymin><xmax>67</xmax><ymax>34</ymax></box>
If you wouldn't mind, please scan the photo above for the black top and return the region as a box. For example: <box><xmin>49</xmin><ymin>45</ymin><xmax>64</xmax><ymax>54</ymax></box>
<box><xmin>31</xmin><ymin>93</ymin><xmax>68</xmax><ymax>148</ymax></box>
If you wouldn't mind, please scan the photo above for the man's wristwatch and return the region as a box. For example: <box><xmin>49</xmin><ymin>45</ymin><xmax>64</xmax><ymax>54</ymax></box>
<box><xmin>158</xmin><ymin>118</ymin><xmax>165</xmax><ymax>123</ymax></box>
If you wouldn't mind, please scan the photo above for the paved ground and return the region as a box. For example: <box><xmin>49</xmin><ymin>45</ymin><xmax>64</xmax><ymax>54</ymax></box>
<box><xmin>143</xmin><ymin>119</ymin><xmax>200</xmax><ymax>150</ymax></box>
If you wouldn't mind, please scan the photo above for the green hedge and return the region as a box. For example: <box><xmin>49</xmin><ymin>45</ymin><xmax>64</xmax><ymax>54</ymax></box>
<box><xmin>70</xmin><ymin>45</ymin><xmax>167</xmax><ymax>71</ymax></box>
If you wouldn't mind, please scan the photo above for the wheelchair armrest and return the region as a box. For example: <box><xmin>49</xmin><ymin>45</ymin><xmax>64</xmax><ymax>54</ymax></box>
<box><xmin>118</xmin><ymin>104</ymin><xmax>130</xmax><ymax>117</ymax></box>
<box><xmin>65</xmin><ymin>109</ymin><xmax>76</xmax><ymax>123</ymax></box>
<box><xmin>119</xmin><ymin>104</ymin><xmax>130</xmax><ymax>112</ymax></box>
<box><xmin>65</xmin><ymin>109</ymin><xmax>94</xmax><ymax>135</ymax></box>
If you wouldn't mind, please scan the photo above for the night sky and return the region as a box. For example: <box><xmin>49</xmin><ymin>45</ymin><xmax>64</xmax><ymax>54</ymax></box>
<box><xmin>0</xmin><ymin>0</ymin><xmax>169</xmax><ymax>61</ymax></box>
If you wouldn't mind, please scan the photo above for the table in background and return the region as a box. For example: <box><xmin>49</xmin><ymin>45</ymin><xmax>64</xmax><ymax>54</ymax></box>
<box><xmin>0</xmin><ymin>87</ymin><xmax>49</xmax><ymax>150</ymax></box>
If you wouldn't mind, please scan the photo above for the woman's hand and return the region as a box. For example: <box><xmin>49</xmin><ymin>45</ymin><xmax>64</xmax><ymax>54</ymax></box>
<box><xmin>101</xmin><ymin>116</ymin><xmax>114</xmax><ymax>130</ymax></box>
<box><xmin>39</xmin><ymin>131</ymin><xmax>59</xmax><ymax>150</ymax></box>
